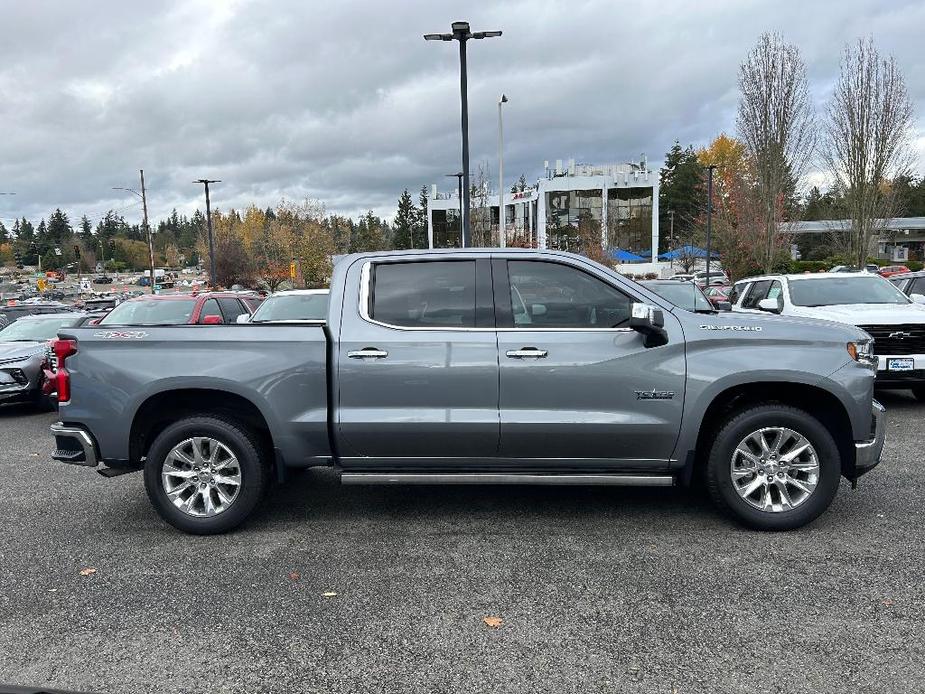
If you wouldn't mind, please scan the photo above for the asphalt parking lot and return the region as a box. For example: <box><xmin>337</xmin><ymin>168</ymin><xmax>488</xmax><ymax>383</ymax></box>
<box><xmin>0</xmin><ymin>393</ymin><xmax>923</xmax><ymax>694</ymax></box>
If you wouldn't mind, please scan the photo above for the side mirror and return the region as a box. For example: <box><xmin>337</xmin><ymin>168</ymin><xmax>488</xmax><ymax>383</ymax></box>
<box><xmin>201</xmin><ymin>314</ymin><xmax>223</xmax><ymax>325</ymax></box>
<box><xmin>716</xmin><ymin>300</ymin><xmax>732</xmax><ymax>312</ymax></box>
<box><xmin>236</xmin><ymin>313</ymin><xmax>250</xmax><ymax>324</ymax></box>
<box><xmin>530</xmin><ymin>304</ymin><xmax>547</xmax><ymax>317</ymax></box>
<box><xmin>756</xmin><ymin>298</ymin><xmax>782</xmax><ymax>314</ymax></box>
<box><xmin>629</xmin><ymin>302</ymin><xmax>668</xmax><ymax>348</ymax></box>
<box><xmin>910</xmin><ymin>293</ymin><xmax>925</xmax><ymax>305</ymax></box>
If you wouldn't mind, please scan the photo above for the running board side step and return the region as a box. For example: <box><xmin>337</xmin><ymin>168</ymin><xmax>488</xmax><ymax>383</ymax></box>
<box><xmin>340</xmin><ymin>473</ymin><xmax>674</xmax><ymax>486</ymax></box>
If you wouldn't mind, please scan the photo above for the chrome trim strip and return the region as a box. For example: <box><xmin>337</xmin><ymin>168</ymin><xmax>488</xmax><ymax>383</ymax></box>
<box><xmin>340</xmin><ymin>473</ymin><xmax>674</xmax><ymax>486</ymax></box>
<box><xmin>50</xmin><ymin>422</ymin><xmax>99</xmax><ymax>467</ymax></box>
<box><xmin>357</xmin><ymin>260</ymin><xmax>636</xmax><ymax>333</ymax></box>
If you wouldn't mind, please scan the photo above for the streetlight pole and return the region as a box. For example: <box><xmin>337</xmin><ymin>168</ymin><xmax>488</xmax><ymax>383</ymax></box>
<box><xmin>445</xmin><ymin>172</ymin><xmax>464</xmax><ymax>248</ymax></box>
<box><xmin>498</xmin><ymin>93</ymin><xmax>508</xmax><ymax>248</ymax></box>
<box><xmin>705</xmin><ymin>165</ymin><xmax>716</xmax><ymax>281</ymax></box>
<box><xmin>195</xmin><ymin>179</ymin><xmax>221</xmax><ymax>287</ymax></box>
<box><xmin>425</xmin><ymin>21</ymin><xmax>502</xmax><ymax>248</ymax></box>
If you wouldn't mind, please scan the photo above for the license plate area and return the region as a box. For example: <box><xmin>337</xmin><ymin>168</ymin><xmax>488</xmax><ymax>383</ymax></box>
<box><xmin>887</xmin><ymin>357</ymin><xmax>914</xmax><ymax>371</ymax></box>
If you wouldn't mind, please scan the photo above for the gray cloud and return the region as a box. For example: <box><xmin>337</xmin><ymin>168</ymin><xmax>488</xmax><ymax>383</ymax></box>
<box><xmin>1</xmin><ymin>0</ymin><xmax>923</xmax><ymax>228</ymax></box>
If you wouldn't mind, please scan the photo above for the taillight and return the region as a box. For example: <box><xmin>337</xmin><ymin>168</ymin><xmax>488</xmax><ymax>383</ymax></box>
<box><xmin>51</xmin><ymin>338</ymin><xmax>78</xmax><ymax>403</ymax></box>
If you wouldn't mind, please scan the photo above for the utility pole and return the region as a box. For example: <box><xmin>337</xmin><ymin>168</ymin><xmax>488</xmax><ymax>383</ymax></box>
<box><xmin>425</xmin><ymin>22</ymin><xmax>502</xmax><ymax>248</ymax></box>
<box><xmin>195</xmin><ymin>179</ymin><xmax>221</xmax><ymax>287</ymax></box>
<box><xmin>139</xmin><ymin>170</ymin><xmax>155</xmax><ymax>294</ymax></box>
<box><xmin>705</xmin><ymin>165</ymin><xmax>716</xmax><ymax>281</ymax></box>
<box><xmin>497</xmin><ymin>93</ymin><xmax>508</xmax><ymax>248</ymax></box>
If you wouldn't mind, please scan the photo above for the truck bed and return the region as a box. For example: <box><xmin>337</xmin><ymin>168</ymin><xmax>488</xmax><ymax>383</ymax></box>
<box><xmin>57</xmin><ymin>324</ymin><xmax>331</xmax><ymax>467</ymax></box>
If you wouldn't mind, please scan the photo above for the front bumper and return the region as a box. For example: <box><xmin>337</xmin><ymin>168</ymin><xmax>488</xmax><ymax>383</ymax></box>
<box><xmin>853</xmin><ymin>400</ymin><xmax>886</xmax><ymax>477</ymax></box>
<box><xmin>875</xmin><ymin>354</ymin><xmax>925</xmax><ymax>386</ymax></box>
<box><xmin>50</xmin><ymin>422</ymin><xmax>99</xmax><ymax>467</ymax></box>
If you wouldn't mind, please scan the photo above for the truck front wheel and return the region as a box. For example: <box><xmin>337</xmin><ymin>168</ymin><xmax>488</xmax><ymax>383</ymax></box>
<box><xmin>143</xmin><ymin>415</ymin><xmax>268</xmax><ymax>534</ymax></box>
<box><xmin>705</xmin><ymin>404</ymin><xmax>841</xmax><ymax>530</ymax></box>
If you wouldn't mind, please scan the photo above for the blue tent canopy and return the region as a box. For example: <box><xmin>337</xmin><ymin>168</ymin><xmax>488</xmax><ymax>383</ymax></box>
<box><xmin>610</xmin><ymin>248</ymin><xmax>646</xmax><ymax>262</ymax></box>
<box><xmin>658</xmin><ymin>245</ymin><xmax>719</xmax><ymax>260</ymax></box>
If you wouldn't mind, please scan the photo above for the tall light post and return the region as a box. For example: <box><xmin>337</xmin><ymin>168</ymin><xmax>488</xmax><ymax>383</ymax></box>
<box><xmin>445</xmin><ymin>172</ymin><xmax>464</xmax><ymax>247</ymax></box>
<box><xmin>425</xmin><ymin>21</ymin><xmax>502</xmax><ymax>248</ymax></box>
<box><xmin>705</xmin><ymin>165</ymin><xmax>717</xmax><ymax>281</ymax></box>
<box><xmin>194</xmin><ymin>179</ymin><xmax>221</xmax><ymax>287</ymax></box>
<box><xmin>497</xmin><ymin>93</ymin><xmax>508</xmax><ymax>248</ymax></box>
<box><xmin>113</xmin><ymin>169</ymin><xmax>155</xmax><ymax>294</ymax></box>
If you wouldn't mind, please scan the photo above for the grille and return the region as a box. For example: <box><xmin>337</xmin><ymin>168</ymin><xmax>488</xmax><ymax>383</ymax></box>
<box><xmin>858</xmin><ymin>324</ymin><xmax>925</xmax><ymax>356</ymax></box>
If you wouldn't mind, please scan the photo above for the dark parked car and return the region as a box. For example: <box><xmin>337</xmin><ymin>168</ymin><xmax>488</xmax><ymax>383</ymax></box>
<box><xmin>93</xmin><ymin>276</ymin><xmax>113</xmax><ymax>284</ymax></box>
<box><xmin>640</xmin><ymin>279</ymin><xmax>722</xmax><ymax>312</ymax></box>
<box><xmin>0</xmin><ymin>302</ymin><xmax>72</xmax><ymax>330</ymax></box>
<box><xmin>0</xmin><ymin>312</ymin><xmax>85</xmax><ymax>409</ymax></box>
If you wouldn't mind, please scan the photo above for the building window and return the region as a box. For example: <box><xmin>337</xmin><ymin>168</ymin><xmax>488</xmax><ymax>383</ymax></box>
<box><xmin>545</xmin><ymin>189</ymin><xmax>603</xmax><ymax>252</ymax></box>
<box><xmin>606</xmin><ymin>187</ymin><xmax>652</xmax><ymax>254</ymax></box>
<box><xmin>431</xmin><ymin>209</ymin><xmax>461</xmax><ymax>248</ymax></box>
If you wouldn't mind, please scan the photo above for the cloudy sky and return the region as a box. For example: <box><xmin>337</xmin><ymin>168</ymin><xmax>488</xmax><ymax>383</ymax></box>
<box><xmin>1</xmin><ymin>0</ymin><xmax>924</xmax><ymax>228</ymax></box>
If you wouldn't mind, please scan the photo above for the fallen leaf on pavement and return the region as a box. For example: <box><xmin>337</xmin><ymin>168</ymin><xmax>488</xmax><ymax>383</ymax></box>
<box><xmin>322</xmin><ymin>591</ymin><xmax>337</xmax><ymax>597</ymax></box>
<box><xmin>882</xmin><ymin>598</ymin><xmax>895</xmax><ymax>607</ymax></box>
<box><xmin>79</xmin><ymin>568</ymin><xmax>97</xmax><ymax>576</ymax></box>
<box><xmin>287</xmin><ymin>571</ymin><xmax>301</xmax><ymax>581</ymax></box>
<box><xmin>483</xmin><ymin>616</ymin><xmax>503</xmax><ymax>628</ymax></box>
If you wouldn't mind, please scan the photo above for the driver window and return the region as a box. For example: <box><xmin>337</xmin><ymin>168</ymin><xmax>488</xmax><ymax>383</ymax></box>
<box><xmin>507</xmin><ymin>260</ymin><xmax>632</xmax><ymax>329</ymax></box>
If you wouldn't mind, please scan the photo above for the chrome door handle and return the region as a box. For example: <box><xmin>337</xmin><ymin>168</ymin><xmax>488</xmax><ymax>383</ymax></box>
<box><xmin>347</xmin><ymin>348</ymin><xmax>389</xmax><ymax>359</ymax></box>
<box><xmin>505</xmin><ymin>347</ymin><xmax>548</xmax><ymax>359</ymax></box>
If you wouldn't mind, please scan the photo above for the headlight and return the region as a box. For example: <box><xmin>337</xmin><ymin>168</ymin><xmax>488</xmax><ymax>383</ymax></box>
<box><xmin>847</xmin><ymin>340</ymin><xmax>877</xmax><ymax>365</ymax></box>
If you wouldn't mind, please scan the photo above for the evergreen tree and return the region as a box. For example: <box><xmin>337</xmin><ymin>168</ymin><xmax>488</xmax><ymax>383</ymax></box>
<box><xmin>658</xmin><ymin>141</ymin><xmax>704</xmax><ymax>251</ymax></box>
<box><xmin>47</xmin><ymin>208</ymin><xmax>73</xmax><ymax>244</ymax></box>
<box><xmin>79</xmin><ymin>215</ymin><xmax>93</xmax><ymax>241</ymax></box>
<box><xmin>392</xmin><ymin>189</ymin><xmax>417</xmax><ymax>249</ymax></box>
<box><xmin>0</xmin><ymin>221</ymin><xmax>8</xmax><ymax>244</ymax></box>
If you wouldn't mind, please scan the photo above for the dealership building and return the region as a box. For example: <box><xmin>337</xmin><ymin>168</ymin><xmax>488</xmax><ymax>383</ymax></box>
<box><xmin>426</xmin><ymin>158</ymin><xmax>659</xmax><ymax>261</ymax></box>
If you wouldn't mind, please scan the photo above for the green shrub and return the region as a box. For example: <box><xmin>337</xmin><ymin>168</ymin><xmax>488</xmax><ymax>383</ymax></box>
<box><xmin>789</xmin><ymin>260</ymin><xmax>830</xmax><ymax>273</ymax></box>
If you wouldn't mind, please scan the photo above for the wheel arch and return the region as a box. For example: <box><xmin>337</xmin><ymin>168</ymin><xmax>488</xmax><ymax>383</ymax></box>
<box><xmin>689</xmin><ymin>381</ymin><xmax>856</xmax><ymax>482</ymax></box>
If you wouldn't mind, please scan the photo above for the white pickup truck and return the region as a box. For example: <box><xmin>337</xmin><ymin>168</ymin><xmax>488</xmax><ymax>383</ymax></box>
<box><xmin>731</xmin><ymin>272</ymin><xmax>925</xmax><ymax>400</ymax></box>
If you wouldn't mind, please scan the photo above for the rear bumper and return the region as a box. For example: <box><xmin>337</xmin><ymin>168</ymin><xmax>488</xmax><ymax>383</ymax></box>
<box><xmin>50</xmin><ymin>422</ymin><xmax>99</xmax><ymax>467</ymax></box>
<box><xmin>853</xmin><ymin>400</ymin><xmax>885</xmax><ymax>477</ymax></box>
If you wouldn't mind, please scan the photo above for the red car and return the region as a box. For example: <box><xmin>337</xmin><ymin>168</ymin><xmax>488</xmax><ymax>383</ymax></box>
<box><xmin>702</xmin><ymin>285</ymin><xmax>732</xmax><ymax>309</ymax></box>
<box><xmin>97</xmin><ymin>291</ymin><xmax>263</xmax><ymax>326</ymax></box>
<box><xmin>878</xmin><ymin>265</ymin><xmax>911</xmax><ymax>278</ymax></box>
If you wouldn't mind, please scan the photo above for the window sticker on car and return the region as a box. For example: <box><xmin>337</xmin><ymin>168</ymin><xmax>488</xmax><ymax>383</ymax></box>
<box><xmin>93</xmin><ymin>330</ymin><xmax>149</xmax><ymax>339</ymax></box>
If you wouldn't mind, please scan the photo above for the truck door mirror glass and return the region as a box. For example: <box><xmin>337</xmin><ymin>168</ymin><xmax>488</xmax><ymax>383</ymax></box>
<box><xmin>756</xmin><ymin>298</ymin><xmax>781</xmax><ymax>314</ymax></box>
<box><xmin>910</xmin><ymin>293</ymin><xmax>925</xmax><ymax>305</ymax></box>
<box><xmin>629</xmin><ymin>302</ymin><xmax>668</xmax><ymax>347</ymax></box>
<box><xmin>716</xmin><ymin>300</ymin><xmax>732</xmax><ymax>312</ymax></box>
<box><xmin>236</xmin><ymin>313</ymin><xmax>250</xmax><ymax>324</ymax></box>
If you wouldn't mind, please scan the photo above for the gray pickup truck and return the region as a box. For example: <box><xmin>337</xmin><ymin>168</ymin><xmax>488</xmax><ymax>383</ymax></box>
<box><xmin>50</xmin><ymin>249</ymin><xmax>885</xmax><ymax>534</ymax></box>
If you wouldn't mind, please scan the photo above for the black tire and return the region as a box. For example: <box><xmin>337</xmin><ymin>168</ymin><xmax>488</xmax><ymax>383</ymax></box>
<box><xmin>911</xmin><ymin>385</ymin><xmax>925</xmax><ymax>402</ymax></box>
<box><xmin>143</xmin><ymin>415</ymin><xmax>268</xmax><ymax>534</ymax></box>
<box><xmin>705</xmin><ymin>404</ymin><xmax>842</xmax><ymax>531</ymax></box>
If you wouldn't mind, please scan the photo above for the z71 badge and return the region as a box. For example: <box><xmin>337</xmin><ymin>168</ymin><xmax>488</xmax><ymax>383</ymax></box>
<box><xmin>699</xmin><ymin>324</ymin><xmax>762</xmax><ymax>332</ymax></box>
<box><xmin>93</xmin><ymin>330</ymin><xmax>149</xmax><ymax>340</ymax></box>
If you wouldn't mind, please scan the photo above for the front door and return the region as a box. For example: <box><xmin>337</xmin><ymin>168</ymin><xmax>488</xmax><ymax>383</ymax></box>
<box><xmin>494</xmin><ymin>258</ymin><xmax>685</xmax><ymax>466</ymax></box>
<box><xmin>336</xmin><ymin>258</ymin><xmax>499</xmax><ymax>466</ymax></box>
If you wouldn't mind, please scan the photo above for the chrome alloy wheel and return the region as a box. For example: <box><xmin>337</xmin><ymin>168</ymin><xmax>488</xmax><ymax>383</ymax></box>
<box><xmin>161</xmin><ymin>437</ymin><xmax>242</xmax><ymax>517</ymax></box>
<box><xmin>730</xmin><ymin>427</ymin><xmax>819</xmax><ymax>513</ymax></box>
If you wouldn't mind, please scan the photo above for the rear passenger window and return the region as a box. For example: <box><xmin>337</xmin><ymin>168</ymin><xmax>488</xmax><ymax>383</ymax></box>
<box><xmin>741</xmin><ymin>280</ymin><xmax>771</xmax><ymax>309</ymax></box>
<box><xmin>911</xmin><ymin>278</ymin><xmax>925</xmax><ymax>296</ymax></box>
<box><xmin>371</xmin><ymin>261</ymin><xmax>476</xmax><ymax>328</ymax></box>
<box><xmin>198</xmin><ymin>299</ymin><xmax>222</xmax><ymax>324</ymax></box>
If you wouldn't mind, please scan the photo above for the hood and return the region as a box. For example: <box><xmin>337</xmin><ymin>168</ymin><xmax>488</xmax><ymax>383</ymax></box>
<box><xmin>684</xmin><ymin>307</ymin><xmax>865</xmax><ymax>341</ymax></box>
<box><xmin>0</xmin><ymin>340</ymin><xmax>46</xmax><ymax>363</ymax></box>
<box><xmin>789</xmin><ymin>303</ymin><xmax>925</xmax><ymax>326</ymax></box>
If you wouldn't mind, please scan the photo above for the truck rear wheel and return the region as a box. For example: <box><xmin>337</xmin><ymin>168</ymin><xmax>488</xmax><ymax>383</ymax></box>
<box><xmin>705</xmin><ymin>404</ymin><xmax>841</xmax><ymax>530</ymax></box>
<box><xmin>143</xmin><ymin>415</ymin><xmax>268</xmax><ymax>534</ymax></box>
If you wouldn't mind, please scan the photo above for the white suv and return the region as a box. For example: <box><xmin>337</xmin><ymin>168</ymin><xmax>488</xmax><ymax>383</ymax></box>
<box><xmin>730</xmin><ymin>273</ymin><xmax>925</xmax><ymax>399</ymax></box>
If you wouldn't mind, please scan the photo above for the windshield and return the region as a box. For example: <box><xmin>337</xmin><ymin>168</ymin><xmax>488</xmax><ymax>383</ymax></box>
<box><xmin>0</xmin><ymin>315</ymin><xmax>80</xmax><ymax>342</ymax></box>
<box><xmin>789</xmin><ymin>277</ymin><xmax>910</xmax><ymax>307</ymax></box>
<box><xmin>250</xmin><ymin>293</ymin><xmax>329</xmax><ymax>322</ymax></box>
<box><xmin>644</xmin><ymin>282</ymin><xmax>713</xmax><ymax>312</ymax></box>
<box><xmin>100</xmin><ymin>298</ymin><xmax>197</xmax><ymax>325</ymax></box>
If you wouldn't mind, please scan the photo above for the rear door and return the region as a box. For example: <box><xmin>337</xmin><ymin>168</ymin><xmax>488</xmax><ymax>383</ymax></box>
<box><xmin>494</xmin><ymin>258</ymin><xmax>685</xmax><ymax>465</ymax></box>
<box><xmin>336</xmin><ymin>257</ymin><xmax>499</xmax><ymax>465</ymax></box>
